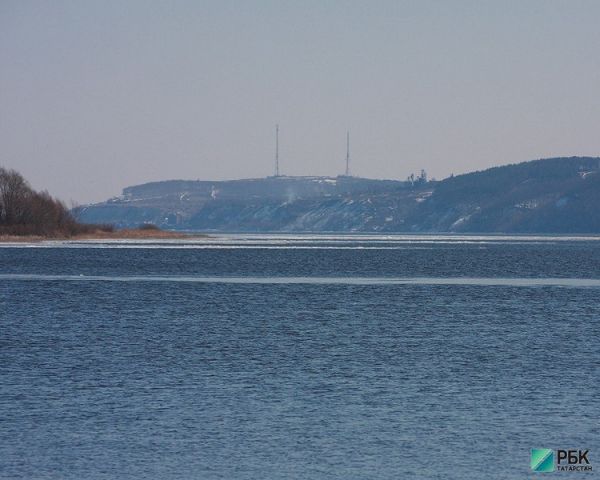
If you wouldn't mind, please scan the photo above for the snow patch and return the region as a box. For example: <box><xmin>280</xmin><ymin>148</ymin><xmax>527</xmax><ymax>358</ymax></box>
<box><xmin>579</xmin><ymin>171</ymin><xmax>597</xmax><ymax>179</ymax></box>
<box><xmin>515</xmin><ymin>200</ymin><xmax>538</xmax><ymax>209</ymax></box>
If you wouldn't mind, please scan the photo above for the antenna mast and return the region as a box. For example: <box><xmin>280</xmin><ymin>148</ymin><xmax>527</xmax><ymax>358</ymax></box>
<box><xmin>275</xmin><ymin>124</ymin><xmax>280</xmax><ymax>177</ymax></box>
<box><xmin>345</xmin><ymin>130</ymin><xmax>350</xmax><ymax>176</ymax></box>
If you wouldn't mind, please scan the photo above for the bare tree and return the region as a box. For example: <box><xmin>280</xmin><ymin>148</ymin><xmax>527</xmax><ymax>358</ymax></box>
<box><xmin>0</xmin><ymin>167</ymin><xmax>32</xmax><ymax>225</ymax></box>
<box><xmin>0</xmin><ymin>166</ymin><xmax>114</xmax><ymax>236</ymax></box>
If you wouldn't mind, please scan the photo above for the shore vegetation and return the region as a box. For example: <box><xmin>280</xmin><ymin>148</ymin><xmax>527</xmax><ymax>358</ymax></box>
<box><xmin>0</xmin><ymin>167</ymin><xmax>190</xmax><ymax>240</ymax></box>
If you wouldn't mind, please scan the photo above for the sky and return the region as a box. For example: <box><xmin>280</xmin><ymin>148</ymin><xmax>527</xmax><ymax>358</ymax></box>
<box><xmin>2</xmin><ymin>0</ymin><xmax>600</xmax><ymax>204</ymax></box>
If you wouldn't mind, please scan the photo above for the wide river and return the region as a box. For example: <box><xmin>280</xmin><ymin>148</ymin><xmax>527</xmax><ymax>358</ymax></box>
<box><xmin>1</xmin><ymin>234</ymin><xmax>599</xmax><ymax>479</ymax></box>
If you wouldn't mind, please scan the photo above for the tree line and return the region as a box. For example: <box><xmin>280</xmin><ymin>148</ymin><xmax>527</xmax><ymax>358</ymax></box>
<box><xmin>0</xmin><ymin>167</ymin><xmax>112</xmax><ymax>237</ymax></box>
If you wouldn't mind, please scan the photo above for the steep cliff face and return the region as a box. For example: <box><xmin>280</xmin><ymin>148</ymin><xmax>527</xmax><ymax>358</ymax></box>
<box><xmin>79</xmin><ymin>157</ymin><xmax>600</xmax><ymax>233</ymax></box>
<box><xmin>79</xmin><ymin>176</ymin><xmax>422</xmax><ymax>231</ymax></box>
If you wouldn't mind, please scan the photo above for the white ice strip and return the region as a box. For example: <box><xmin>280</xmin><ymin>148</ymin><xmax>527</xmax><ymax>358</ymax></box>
<box><xmin>206</xmin><ymin>233</ymin><xmax>600</xmax><ymax>242</ymax></box>
<box><xmin>1</xmin><ymin>274</ymin><xmax>600</xmax><ymax>287</ymax></box>
<box><xmin>1</xmin><ymin>233</ymin><xmax>600</xmax><ymax>249</ymax></box>
<box><xmin>59</xmin><ymin>234</ymin><xmax>600</xmax><ymax>244</ymax></box>
<box><xmin>0</xmin><ymin>244</ymin><xmax>434</xmax><ymax>250</ymax></box>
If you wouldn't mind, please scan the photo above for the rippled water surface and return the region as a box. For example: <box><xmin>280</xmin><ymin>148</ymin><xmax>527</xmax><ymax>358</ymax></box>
<box><xmin>1</xmin><ymin>235</ymin><xmax>599</xmax><ymax>479</ymax></box>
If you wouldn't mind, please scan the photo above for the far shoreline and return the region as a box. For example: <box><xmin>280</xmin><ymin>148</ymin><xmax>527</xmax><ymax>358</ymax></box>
<box><xmin>0</xmin><ymin>228</ymin><xmax>209</xmax><ymax>243</ymax></box>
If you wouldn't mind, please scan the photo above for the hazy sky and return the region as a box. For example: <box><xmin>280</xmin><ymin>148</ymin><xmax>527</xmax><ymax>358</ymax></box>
<box><xmin>2</xmin><ymin>1</ymin><xmax>600</xmax><ymax>203</ymax></box>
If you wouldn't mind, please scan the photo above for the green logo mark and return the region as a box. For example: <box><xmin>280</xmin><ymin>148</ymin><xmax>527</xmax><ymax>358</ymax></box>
<box><xmin>531</xmin><ymin>448</ymin><xmax>555</xmax><ymax>472</ymax></box>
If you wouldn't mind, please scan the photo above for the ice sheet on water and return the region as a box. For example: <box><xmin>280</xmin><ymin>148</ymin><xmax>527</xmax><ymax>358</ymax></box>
<box><xmin>2</xmin><ymin>273</ymin><xmax>600</xmax><ymax>287</ymax></box>
<box><xmin>2</xmin><ymin>233</ymin><xmax>600</xmax><ymax>249</ymax></box>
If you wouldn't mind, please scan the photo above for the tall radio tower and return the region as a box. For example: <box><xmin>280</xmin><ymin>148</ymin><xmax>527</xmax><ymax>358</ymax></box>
<box><xmin>275</xmin><ymin>124</ymin><xmax>280</xmax><ymax>177</ymax></box>
<box><xmin>345</xmin><ymin>130</ymin><xmax>351</xmax><ymax>176</ymax></box>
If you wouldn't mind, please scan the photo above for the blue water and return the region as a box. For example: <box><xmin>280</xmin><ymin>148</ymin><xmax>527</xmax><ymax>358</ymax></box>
<box><xmin>1</xmin><ymin>235</ymin><xmax>599</xmax><ymax>479</ymax></box>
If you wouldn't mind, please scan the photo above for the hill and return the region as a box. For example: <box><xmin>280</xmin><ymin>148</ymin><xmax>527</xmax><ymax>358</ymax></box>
<box><xmin>78</xmin><ymin>157</ymin><xmax>600</xmax><ymax>233</ymax></box>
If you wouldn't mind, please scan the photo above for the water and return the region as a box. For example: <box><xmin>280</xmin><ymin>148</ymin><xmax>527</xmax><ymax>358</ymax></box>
<box><xmin>1</xmin><ymin>235</ymin><xmax>599</xmax><ymax>479</ymax></box>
